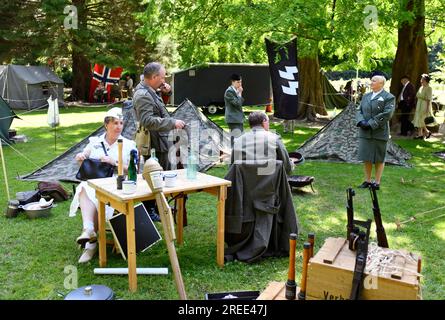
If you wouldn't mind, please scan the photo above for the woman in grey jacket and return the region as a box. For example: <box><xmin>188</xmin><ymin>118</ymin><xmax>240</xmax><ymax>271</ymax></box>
<box><xmin>356</xmin><ymin>75</ymin><xmax>395</xmax><ymax>190</ymax></box>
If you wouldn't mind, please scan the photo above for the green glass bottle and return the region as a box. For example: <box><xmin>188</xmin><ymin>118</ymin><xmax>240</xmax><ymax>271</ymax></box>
<box><xmin>128</xmin><ymin>149</ymin><xmax>138</xmax><ymax>182</ymax></box>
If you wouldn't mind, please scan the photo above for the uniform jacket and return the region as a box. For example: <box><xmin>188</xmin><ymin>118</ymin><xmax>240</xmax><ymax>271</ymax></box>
<box><xmin>398</xmin><ymin>82</ymin><xmax>416</xmax><ymax>112</ymax></box>
<box><xmin>231</xmin><ymin>127</ymin><xmax>293</xmax><ymax>175</ymax></box>
<box><xmin>133</xmin><ymin>81</ymin><xmax>176</xmax><ymax>153</ymax></box>
<box><xmin>356</xmin><ymin>90</ymin><xmax>395</xmax><ymax>141</ymax></box>
<box><xmin>224</xmin><ymin>86</ymin><xmax>245</xmax><ymax>124</ymax></box>
<box><xmin>224</xmin><ymin>160</ymin><xmax>298</xmax><ymax>263</ymax></box>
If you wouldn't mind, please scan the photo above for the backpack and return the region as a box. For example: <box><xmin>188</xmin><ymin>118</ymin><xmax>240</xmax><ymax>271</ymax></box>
<box><xmin>37</xmin><ymin>181</ymin><xmax>71</xmax><ymax>202</ymax></box>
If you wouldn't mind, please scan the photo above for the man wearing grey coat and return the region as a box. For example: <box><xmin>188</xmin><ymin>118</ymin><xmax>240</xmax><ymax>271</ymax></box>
<box><xmin>356</xmin><ymin>75</ymin><xmax>395</xmax><ymax>190</ymax></box>
<box><xmin>133</xmin><ymin>62</ymin><xmax>185</xmax><ymax>170</ymax></box>
<box><xmin>224</xmin><ymin>74</ymin><xmax>245</xmax><ymax>143</ymax></box>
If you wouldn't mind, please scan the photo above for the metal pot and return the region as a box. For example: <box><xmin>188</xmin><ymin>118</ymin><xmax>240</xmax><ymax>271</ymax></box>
<box><xmin>5</xmin><ymin>200</ymin><xmax>20</xmax><ymax>218</ymax></box>
<box><xmin>64</xmin><ymin>285</ymin><xmax>115</xmax><ymax>300</ymax></box>
<box><xmin>19</xmin><ymin>201</ymin><xmax>53</xmax><ymax>219</ymax></box>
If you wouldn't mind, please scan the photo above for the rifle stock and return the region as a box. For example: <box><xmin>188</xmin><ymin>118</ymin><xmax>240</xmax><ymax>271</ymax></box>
<box><xmin>369</xmin><ymin>185</ymin><xmax>389</xmax><ymax>248</ymax></box>
<box><xmin>346</xmin><ymin>188</ymin><xmax>355</xmax><ymax>239</ymax></box>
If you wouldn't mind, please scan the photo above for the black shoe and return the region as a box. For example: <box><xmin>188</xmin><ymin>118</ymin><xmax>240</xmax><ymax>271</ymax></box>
<box><xmin>426</xmin><ymin>132</ymin><xmax>431</xmax><ymax>139</ymax></box>
<box><xmin>370</xmin><ymin>182</ymin><xmax>380</xmax><ymax>190</ymax></box>
<box><xmin>358</xmin><ymin>181</ymin><xmax>370</xmax><ymax>188</ymax></box>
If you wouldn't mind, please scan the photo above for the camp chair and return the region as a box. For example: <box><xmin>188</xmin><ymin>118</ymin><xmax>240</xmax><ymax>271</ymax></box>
<box><xmin>287</xmin><ymin>152</ymin><xmax>315</xmax><ymax>193</ymax></box>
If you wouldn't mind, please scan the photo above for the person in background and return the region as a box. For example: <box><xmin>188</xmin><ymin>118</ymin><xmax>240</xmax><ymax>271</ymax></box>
<box><xmin>224</xmin><ymin>73</ymin><xmax>245</xmax><ymax>145</ymax></box>
<box><xmin>94</xmin><ymin>82</ymin><xmax>107</xmax><ymax>103</ymax></box>
<box><xmin>412</xmin><ymin>74</ymin><xmax>434</xmax><ymax>140</ymax></box>
<box><xmin>397</xmin><ymin>75</ymin><xmax>416</xmax><ymax>136</ymax></box>
<box><xmin>69</xmin><ymin>107</ymin><xmax>136</xmax><ymax>263</ymax></box>
<box><xmin>356</xmin><ymin>75</ymin><xmax>395</xmax><ymax>190</ymax></box>
<box><xmin>126</xmin><ymin>75</ymin><xmax>134</xmax><ymax>98</ymax></box>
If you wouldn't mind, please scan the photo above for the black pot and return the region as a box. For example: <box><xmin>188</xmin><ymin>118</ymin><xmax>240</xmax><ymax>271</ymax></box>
<box><xmin>64</xmin><ymin>285</ymin><xmax>115</xmax><ymax>300</ymax></box>
<box><xmin>5</xmin><ymin>200</ymin><xmax>20</xmax><ymax>218</ymax></box>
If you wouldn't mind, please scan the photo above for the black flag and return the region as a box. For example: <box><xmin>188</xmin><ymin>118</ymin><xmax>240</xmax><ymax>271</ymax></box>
<box><xmin>265</xmin><ymin>38</ymin><xmax>299</xmax><ymax>120</ymax></box>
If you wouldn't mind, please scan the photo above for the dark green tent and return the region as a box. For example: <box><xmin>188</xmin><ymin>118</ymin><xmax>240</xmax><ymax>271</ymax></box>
<box><xmin>321</xmin><ymin>72</ymin><xmax>350</xmax><ymax>109</ymax></box>
<box><xmin>0</xmin><ymin>95</ymin><xmax>18</xmax><ymax>145</ymax></box>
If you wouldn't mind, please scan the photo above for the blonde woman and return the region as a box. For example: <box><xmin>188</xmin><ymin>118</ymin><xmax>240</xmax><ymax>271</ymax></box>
<box><xmin>412</xmin><ymin>74</ymin><xmax>433</xmax><ymax>139</ymax></box>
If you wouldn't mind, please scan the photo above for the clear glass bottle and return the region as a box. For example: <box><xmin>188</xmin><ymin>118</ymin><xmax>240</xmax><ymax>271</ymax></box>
<box><xmin>186</xmin><ymin>151</ymin><xmax>197</xmax><ymax>180</ymax></box>
<box><xmin>150</xmin><ymin>148</ymin><xmax>158</xmax><ymax>163</ymax></box>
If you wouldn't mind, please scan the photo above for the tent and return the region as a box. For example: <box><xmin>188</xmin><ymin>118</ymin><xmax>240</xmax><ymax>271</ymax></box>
<box><xmin>321</xmin><ymin>71</ymin><xmax>350</xmax><ymax>109</ymax></box>
<box><xmin>20</xmin><ymin>99</ymin><xmax>230</xmax><ymax>182</ymax></box>
<box><xmin>0</xmin><ymin>95</ymin><xmax>19</xmax><ymax>145</ymax></box>
<box><xmin>296</xmin><ymin>103</ymin><xmax>412</xmax><ymax>167</ymax></box>
<box><xmin>0</xmin><ymin>65</ymin><xmax>64</xmax><ymax>110</ymax></box>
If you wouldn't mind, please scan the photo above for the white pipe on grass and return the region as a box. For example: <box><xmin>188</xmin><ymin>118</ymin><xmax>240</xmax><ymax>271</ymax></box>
<box><xmin>94</xmin><ymin>268</ymin><xmax>169</xmax><ymax>275</ymax></box>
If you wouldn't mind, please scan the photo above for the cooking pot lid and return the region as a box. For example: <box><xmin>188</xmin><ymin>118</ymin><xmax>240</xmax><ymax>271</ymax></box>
<box><xmin>64</xmin><ymin>285</ymin><xmax>115</xmax><ymax>300</ymax></box>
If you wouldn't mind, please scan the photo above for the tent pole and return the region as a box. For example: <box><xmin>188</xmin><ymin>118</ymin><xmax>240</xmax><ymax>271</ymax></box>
<box><xmin>0</xmin><ymin>139</ymin><xmax>11</xmax><ymax>201</ymax></box>
<box><xmin>25</xmin><ymin>83</ymin><xmax>30</xmax><ymax>110</ymax></box>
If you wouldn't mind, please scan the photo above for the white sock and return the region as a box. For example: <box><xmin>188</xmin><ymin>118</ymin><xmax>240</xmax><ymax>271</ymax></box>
<box><xmin>85</xmin><ymin>241</ymin><xmax>97</xmax><ymax>250</ymax></box>
<box><xmin>83</xmin><ymin>220</ymin><xmax>95</xmax><ymax>231</ymax></box>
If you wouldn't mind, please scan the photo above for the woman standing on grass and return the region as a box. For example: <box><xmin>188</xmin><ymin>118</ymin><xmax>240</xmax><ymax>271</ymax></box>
<box><xmin>412</xmin><ymin>74</ymin><xmax>434</xmax><ymax>140</ymax></box>
<box><xmin>69</xmin><ymin>107</ymin><xmax>136</xmax><ymax>263</ymax></box>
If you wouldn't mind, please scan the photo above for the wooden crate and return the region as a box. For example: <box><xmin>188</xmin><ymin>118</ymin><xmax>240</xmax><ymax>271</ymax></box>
<box><xmin>306</xmin><ymin>237</ymin><xmax>422</xmax><ymax>300</ymax></box>
<box><xmin>257</xmin><ymin>281</ymin><xmax>301</xmax><ymax>300</ymax></box>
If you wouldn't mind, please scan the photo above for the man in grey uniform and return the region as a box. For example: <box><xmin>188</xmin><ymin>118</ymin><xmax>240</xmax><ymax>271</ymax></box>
<box><xmin>224</xmin><ymin>73</ymin><xmax>245</xmax><ymax>145</ymax></box>
<box><xmin>133</xmin><ymin>62</ymin><xmax>185</xmax><ymax>171</ymax></box>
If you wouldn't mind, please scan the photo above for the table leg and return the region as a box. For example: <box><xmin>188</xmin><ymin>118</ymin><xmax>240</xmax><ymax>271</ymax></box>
<box><xmin>98</xmin><ymin>200</ymin><xmax>107</xmax><ymax>267</ymax></box>
<box><xmin>176</xmin><ymin>196</ymin><xmax>184</xmax><ymax>245</ymax></box>
<box><xmin>217</xmin><ymin>186</ymin><xmax>227</xmax><ymax>267</ymax></box>
<box><xmin>126</xmin><ymin>201</ymin><xmax>137</xmax><ymax>292</ymax></box>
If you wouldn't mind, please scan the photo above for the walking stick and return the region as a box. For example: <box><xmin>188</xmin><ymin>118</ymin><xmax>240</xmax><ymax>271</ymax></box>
<box><xmin>308</xmin><ymin>233</ymin><xmax>315</xmax><ymax>258</ymax></box>
<box><xmin>143</xmin><ymin>159</ymin><xmax>187</xmax><ymax>300</ymax></box>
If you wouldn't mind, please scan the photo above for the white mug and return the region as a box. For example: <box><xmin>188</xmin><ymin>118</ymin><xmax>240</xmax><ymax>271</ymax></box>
<box><xmin>164</xmin><ymin>172</ymin><xmax>177</xmax><ymax>188</ymax></box>
<box><xmin>122</xmin><ymin>181</ymin><xmax>137</xmax><ymax>194</ymax></box>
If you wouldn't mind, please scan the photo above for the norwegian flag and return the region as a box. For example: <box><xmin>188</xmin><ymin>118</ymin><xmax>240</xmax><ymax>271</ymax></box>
<box><xmin>89</xmin><ymin>64</ymin><xmax>123</xmax><ymax>102</ymax></box>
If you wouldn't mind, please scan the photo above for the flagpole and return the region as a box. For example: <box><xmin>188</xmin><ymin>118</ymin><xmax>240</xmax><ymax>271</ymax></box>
<box><xmin>0</xmin><ymin>139</ymin><xmax>11</xmax><ymax>201</ymax></box>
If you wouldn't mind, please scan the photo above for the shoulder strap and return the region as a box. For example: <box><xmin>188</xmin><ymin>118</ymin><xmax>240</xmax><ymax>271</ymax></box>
<box><xmin>100</xmin><ymin>141</ymin><xmax>109</xmax><ymax>156</ymax></box>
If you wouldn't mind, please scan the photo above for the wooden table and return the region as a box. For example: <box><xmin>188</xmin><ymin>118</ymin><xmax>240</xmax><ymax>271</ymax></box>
<box><xmin>88</xmin><ymin>169</ymin><xmax>231</xmax><ymax>292</ymax></box>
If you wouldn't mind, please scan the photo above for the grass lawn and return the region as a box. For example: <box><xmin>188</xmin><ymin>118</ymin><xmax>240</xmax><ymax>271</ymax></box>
<box><xmin>0</xmin><ymin>105</ymin><xmax>444</xmax><ymax>300</ymax></box>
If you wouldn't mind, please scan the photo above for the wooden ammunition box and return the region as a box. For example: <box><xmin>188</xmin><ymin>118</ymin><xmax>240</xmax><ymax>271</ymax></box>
<box><xmin>306</xmin><ymin>237</ymin><xmax>422</xmax><ymax>300</ymax></box>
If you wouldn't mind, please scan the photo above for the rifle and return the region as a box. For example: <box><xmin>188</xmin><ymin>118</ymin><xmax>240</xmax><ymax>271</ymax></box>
<box><xmin>349</xmin><ymin>219</ymin><xmax>372</xmax><ymax>300</ymax></box>
<box><xmin>369</xmin><ymin>184</ymin><xmax>389</xmax><ymax>248</ymax></box>
<box><xmin>346</xmin><ymin>188</ymin><xmax>355</xmax><ymax>240</ymax></box>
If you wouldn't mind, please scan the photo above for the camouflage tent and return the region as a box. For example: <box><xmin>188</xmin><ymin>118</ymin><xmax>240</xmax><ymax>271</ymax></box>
<box><xmin>296</xmin><ymin>103</ymin><xmax>412</xmax><ymax>167</ymax></box>
<box><xmin>20</xmin><ymin>99</ymin><xmax>230</xmax><ymax>182</ymax></box>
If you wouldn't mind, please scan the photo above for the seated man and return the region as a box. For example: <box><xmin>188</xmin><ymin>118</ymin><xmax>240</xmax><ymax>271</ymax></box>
<box><xmin>225</xmin><ymin>111</ymin><xmax>298</xmax><ymax>263</ymax></box>
<box><xmin>94</xmin><ymin>82</ymin><xmax>107</xmax><ymax>103</ymax></box>
<box><xmin>231</xmin><ymin>111</ymin><xmax>294</xmax><ymax>175</ymax></box>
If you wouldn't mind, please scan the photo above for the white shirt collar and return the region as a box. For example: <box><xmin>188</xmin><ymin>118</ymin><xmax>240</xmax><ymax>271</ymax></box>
<box><xmin>371</xmin><ymin>89</ymin><xmax>383</xmax><ymax>99</ymax></box>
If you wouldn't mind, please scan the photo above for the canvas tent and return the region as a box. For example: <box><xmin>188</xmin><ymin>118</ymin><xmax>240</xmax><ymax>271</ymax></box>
<box><xmin>321</xmin><ymin>72</ymin><xmax>350</xmax><ymax>109</ymax></box>
<box><xmin>296</xmin><ymin>103</ymin><xmax>412</xmax><ymax>167</ymax></box>
<box><xmin>0</xmin><ymin>95</ymin><xmax>19</xmax><ymax>145</ymax></box>
<box><xmin>20</xmin><ymin>99</ymin><xmax>230</xmax><ymax>182</ymax></box>
<box><xmin>0</xmin><ymin>65</ymin><xmax>64</xmax><ymax>110</ymax></box>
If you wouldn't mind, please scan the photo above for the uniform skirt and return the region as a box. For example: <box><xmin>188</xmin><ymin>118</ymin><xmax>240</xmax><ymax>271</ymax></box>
<box><xmin>358</xmin><ymin>138</ymin><xmax>387</xmax><ymax>163</ymax></box>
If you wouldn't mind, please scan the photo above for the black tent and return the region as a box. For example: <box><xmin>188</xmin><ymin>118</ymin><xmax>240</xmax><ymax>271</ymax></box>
<box><xmin>0</xmin><ymin>95</ymin><xmax>19</xmax><ymax>145</ymax></box>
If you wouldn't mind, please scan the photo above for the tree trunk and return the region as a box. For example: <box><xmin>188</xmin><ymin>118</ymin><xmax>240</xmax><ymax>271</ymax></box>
<box><xmin>390</xmin><ymin>0</ymin><xmax>428</xmax><ymax>96</ymax></box>
<box><xmin>297</xmin><ymin>56</ymin><xmax>327</xmax><ymax>120</ymax></box>
<box><xmin>71</xmin><ymin>0</ymin><xmax>91</xmax><ymax>102</ymax></box>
